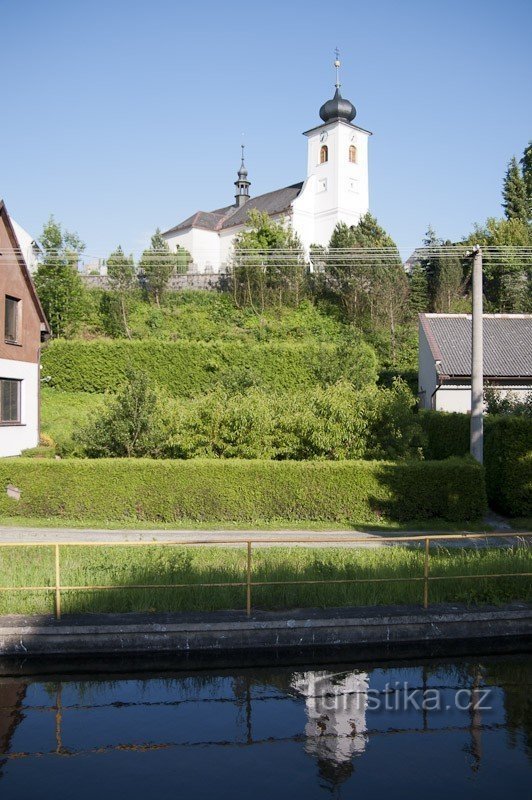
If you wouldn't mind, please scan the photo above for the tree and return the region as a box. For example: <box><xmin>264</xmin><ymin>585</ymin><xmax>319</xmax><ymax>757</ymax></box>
<box><xmin>139</xmin><ymin>229</ymin><xmax>178</xmax><ymax>305</ymax></box>
<box><xmin>325</xmin><ymin>214</ymin><xmax>408</xmax><ymax>364</ymax></box>
<box><xmin>432</xmin><ymin>243</ymin><xmax>463</xmax><ymax>312</ymax></box>
<box><xmin>76</xmin><ymin>370</ymin><xmax>166</xmax><ymax>457</ymax></box>
<box><xmin>502</xmin><ymin>156</ymin><xmax>528</xmax><ymax>222</ymax></box>
<box><xmin>230</xmin><ymin>210</ymin><xmax>306</xmax><ymax>311</ymax></box>
<box><xmin>326</xmin><ymin>222</ymin><xmax>367</xmax><ymax>320</ymax></box>
<box><xmin>420</xmin><ymin>227</ymin><xmax>464</xmax><ymax>312</ymax></box>
<box><xmin>106</xmin><ymin>245</ymin><xmax>136</xmax><ymax>338</ymax></box>
<box><xmin>420</xmin><ymin>225</ymin><xmax>441</xmax><ymax>310</ymax></box>
<box><xmin>520</xmin><ymin>141</ymin><xmax>532</xmax><ymax>221</ymax></box>
<box><xmin>409</xmin><ymin>260</ymin><xmax>429</xmax><ymax>314</ymax></box>
<box><xmin>463</xmin><ymin>216</ymin><xmax>532</xmax><ymax>311</ymax></box>
<box><xmin>33</xmin><ymin>216</ymin><xmax>86</xmax><ymax>337</ymax></box>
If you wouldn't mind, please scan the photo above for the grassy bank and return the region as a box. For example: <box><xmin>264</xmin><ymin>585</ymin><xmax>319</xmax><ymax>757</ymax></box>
<box><xmin>0</xmin><ymin>515</ymin><xmax>494</xmax><ymax>531</ymax></box>
<box><xmin>0</xmin><ymin>544</ymin><xmax>529</xmax><ymax>615</ymax></box>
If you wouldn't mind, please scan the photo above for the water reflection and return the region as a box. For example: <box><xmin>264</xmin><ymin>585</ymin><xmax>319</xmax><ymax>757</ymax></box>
<box><xmin>0</xmin><ymin>656</ymin><xmax>529</xmax><ymax>798</ymax></box>
<box><xmin>291</xmin><ymin>670</ymin><xmax>368</xmax><ymax>787</ymax></box>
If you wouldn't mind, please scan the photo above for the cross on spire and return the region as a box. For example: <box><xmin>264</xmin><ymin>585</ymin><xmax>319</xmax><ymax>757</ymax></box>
<box><xmin>334</xmin><ymin>47</ymin><xmax>341</xmax><ymax>88</ymax></box>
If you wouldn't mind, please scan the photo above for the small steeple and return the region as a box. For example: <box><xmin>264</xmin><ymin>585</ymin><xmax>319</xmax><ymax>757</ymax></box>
<box><xmin>234</xmin><ymin>143</ymin><xmax>251</xmax><ymax>207</ymax></box>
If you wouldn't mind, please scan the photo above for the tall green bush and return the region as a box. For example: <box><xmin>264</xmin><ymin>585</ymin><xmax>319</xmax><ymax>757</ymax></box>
<box><xmin>484</xmin><ymin>416</ymin><xmax>532</xmax><ymax>517</ymax></box>
<box><xmin>41</xmin><ymin>338</ymin><xmax>378</xmax><ymax>396</ymax></box>
<box><xmin>419</xmin><ymin>411</ymin><xmax>532</xmax><ymax>516</ymax></box>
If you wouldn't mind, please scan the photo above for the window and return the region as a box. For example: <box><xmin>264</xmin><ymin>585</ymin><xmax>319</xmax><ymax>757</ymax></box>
<box><xmin>319</xmin><ymin>145</ymin><xmax>328</xmax><ymax>164</ymax></box>
<box><xmin>0</xmin><ymin>379</ymin><xmax>21</xmax><ymax>424</ymax></box>
<box><xmin>4</xmin><ymin>296</ymin><xmax>20</xmax><ymax>344</ymax></box>
<box><xmin>349</xmin><ymin>145</ymin><xmax>357</xmax><ymax>163</ymax></box>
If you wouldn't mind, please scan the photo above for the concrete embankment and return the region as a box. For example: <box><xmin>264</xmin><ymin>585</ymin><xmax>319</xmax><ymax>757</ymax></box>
<box><xmin>0</xmin><ymin>603</ymin><xmax>530</xmax><ymax>660</ymax></box>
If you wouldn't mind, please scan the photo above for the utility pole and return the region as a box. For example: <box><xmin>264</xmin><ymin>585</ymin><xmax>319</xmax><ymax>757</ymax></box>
<box><xmin>470</xmin><ymin>246</ymin><xmax>483</xmax><ymax>463</ymax></box>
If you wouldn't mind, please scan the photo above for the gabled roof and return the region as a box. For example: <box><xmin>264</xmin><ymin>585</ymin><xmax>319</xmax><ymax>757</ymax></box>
<box><xmin>419</xmin><ymin>313</ymin><xmax>532</xmax><ymax>378</ymax></box>
<box><xmin>162</xmin><ymin>182</ymin><xmax>304</xmax><ymax>236</ymax></box>
<box><xmin>0</xmin><ymin>199</ymin><xmax>50</xmax><ymax>335</ymax></box>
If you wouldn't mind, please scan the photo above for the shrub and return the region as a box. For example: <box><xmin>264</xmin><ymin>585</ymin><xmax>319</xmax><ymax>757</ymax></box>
<box><xmin>41</xmin><ymin>338</ymin><xmax>378</xmax><ymax>396</ymax></box>
<box><xmin>0</xmin><ymin>458</ymin><xmax>486</xmax><ymax>523</ymax></box>
<box><xmin>484</xmin><ymin>416</ymin><xmax>532</xmax><ymax>516</ymax></box>
<box><xmin>77</xmin><ymin>371</ymin><xmax>168</xmax><ymax>457</ymax></box>
<box><xmin>418</xmin><ymin>410</ymin><xmax>470</xmax><ymax>460</ymax></box>
<box><xmin>420</xmin><ymin>411</ymin><xmax>532</xmax><ymax>516</ymax></box>
<box><xmin>75</xmin><ymin>378</ymin><xmax>422</xmax><ymax>462</ymax></box>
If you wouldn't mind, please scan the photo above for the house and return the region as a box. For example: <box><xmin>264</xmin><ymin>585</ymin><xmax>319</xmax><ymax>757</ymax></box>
<box><xmin>418</xmin><ymin>313</ymin><xmax>532</xmax><ymax>412</ymax></box>
<box><xmin>0</xmin><ymin>200</ymin><xmax>50</xmax><ymax>457</ymax></box>
<box><xmin>161</xmin><ymin>57</ymin><xmax>371</xmax><ymax>272</ymax></box>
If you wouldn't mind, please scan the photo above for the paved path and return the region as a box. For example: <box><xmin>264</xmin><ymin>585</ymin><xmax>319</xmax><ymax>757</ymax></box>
<box><xmin>0</xmin><ymin>526</ymin><xmax>527</xmax><ymax>549</ymax></box>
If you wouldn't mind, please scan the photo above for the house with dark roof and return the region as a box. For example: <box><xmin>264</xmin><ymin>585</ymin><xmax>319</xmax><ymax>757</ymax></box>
<box><xmin>418</xmin><ymin>313</ymin><xmax>532</xmax><ymax>412</ymax></box>
<box><xmin>0</xmin><ymin>200</ymin><xmax>50</xmax><ymax>456</ymax></box>
<box><xmin>161</xmin><ymin>57</ymin><xmax>372</xmax><ymax>272</ymax></box>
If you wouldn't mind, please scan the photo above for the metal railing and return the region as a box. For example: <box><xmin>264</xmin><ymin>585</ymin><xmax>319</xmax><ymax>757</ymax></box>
<box><xmin>0</xmin><ymin>531</ymin><xmax>529</xmax><ymax>619</ymax></box>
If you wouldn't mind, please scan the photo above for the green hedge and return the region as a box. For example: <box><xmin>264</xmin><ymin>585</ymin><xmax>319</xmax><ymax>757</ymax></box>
<box><xmin>484</xmin><ymin>416</ymin><xmax>532</xmax><ymax>517</ymax></box>
<box><xmin>419</xmin><ymin>410</ymin><xmax>470</xmax><ymax>460</ymax></box>
<box><xmin>420</xmin><ymin>411</ymin><xmax>532</xmax><ymax>516</ymax></box>
<box><xmin>0</xmin><ymin>457</ymin><xmax>486</xmax><ymax>523</ymax></box>
<box><xmin>41</xmin><ymin>339</ymin><xmax>378</xmax><ymax>395</ymax></box>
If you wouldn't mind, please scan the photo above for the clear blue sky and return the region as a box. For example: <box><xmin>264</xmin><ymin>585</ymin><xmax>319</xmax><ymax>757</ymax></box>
<box><xmin>2</xmin><ymin>0</ymin><xmax>531</xmax><ymax>258</ymax></box>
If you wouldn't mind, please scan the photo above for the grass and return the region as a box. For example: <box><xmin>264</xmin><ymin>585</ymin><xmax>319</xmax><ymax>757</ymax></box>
<box><xmin>0</xmin><ymin>515</ymin><xmax>496</xmax><ymax>532</ymax></box>
<box><xmin>40</xmin><ymin>389</ymin><xmax>105</xmax><ymax>451</ymax></box>
<box><xmin>0</xmin><ymin>544</ymin><xmax>529</xmax><ymax>615</ymax></box>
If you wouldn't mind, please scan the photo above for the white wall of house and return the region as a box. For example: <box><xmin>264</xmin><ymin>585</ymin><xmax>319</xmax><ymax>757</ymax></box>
<box><xmin>0</xmin><ymin>358</ymin><xmax>40</xmax><ymax>457</ymax></box>
<box><xmin>434</xmin><ymin>384</ymin><xmax>531</xmax><ymax>414</ymax></box>
<box><xmin>418</xmin><ymin>324</ymin><xmax>438</xmax><ymax>409</ymax></box>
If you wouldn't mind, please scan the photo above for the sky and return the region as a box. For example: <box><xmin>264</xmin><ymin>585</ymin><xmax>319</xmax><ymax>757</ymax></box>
<box><xmin>2</xmin><ymin>0</ymin><xmax>531</xmax><ymax>259</ymax></box>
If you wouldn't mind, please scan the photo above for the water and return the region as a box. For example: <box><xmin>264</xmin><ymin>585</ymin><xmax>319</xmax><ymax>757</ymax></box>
<box><xmin>0</xmin><ymin>654</ymin><xmax>530</xmax><ymax>798</ymax></box>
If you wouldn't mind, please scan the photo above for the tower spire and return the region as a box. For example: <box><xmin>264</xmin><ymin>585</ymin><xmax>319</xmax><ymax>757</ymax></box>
<box><xmin>334</xmin><ymin>47</ymin><xmax>341</xmax><ymax>89</ymax></box>
<box><xmin>318</xmin><ymin>50</ymin><xmax>356</xmax><ymax>123</ymax></box>
<box><xmin>234</xmin><ymin>140</ymin><xmax>251</xmax><ymax>207</ymax></box>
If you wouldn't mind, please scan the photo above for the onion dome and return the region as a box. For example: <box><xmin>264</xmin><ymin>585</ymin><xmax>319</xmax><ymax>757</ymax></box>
<box><xmin>319</xmin><ymin>88</ymin><xmax>356</xmax><ymax>123</ymax></box>
<box><xmin>319</xmin><ymin>51</ymin><xmax>356</xmax><ymax>123</ymax></box>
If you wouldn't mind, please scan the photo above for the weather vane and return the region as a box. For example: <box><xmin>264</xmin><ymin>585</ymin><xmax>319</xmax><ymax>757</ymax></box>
<box><xmin>334</xmin><ymin>47</ymin><xmax>341</xmax><ymax>88</ymax></box>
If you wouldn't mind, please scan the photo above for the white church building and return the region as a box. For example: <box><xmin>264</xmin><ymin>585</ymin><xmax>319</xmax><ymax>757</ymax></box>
<box><xmin>162</xmin><ymin>58</ymin><xmax>371</xmax><ymax>272</ymax></box>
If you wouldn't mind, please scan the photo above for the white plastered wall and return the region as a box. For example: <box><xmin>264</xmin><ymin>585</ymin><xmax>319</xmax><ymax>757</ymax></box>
<box><xmin>0</xmin><ymin>358</ymin><xmax>40</xmax><ymax>457</ymax></box>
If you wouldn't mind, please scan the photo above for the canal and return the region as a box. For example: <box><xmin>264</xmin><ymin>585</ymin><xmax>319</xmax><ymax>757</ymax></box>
<box><xmin>0</xmin><ymin>654</ymin><xmax>530</xmax><ymax>798</ymax></box>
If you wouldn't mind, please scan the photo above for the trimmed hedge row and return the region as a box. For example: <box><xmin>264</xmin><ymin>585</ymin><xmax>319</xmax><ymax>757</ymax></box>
<box><xmin>484</xmin><ymin>416</ymin><xmax>532</xmax><ymax>517</ymax></box>
<box><xmin>0</xmin><ymin>457</ymin><xmax>486</xmax><ymax>523</ymax></box>
<box><xmin>40</xmin><ymin>339</ymin><xmax>378</xmax><ymax>395</ymax></box>
<box><xmin>419</xmin><ymin>411</ymin><xmax>532</xmax><ymax>516</ymax></box>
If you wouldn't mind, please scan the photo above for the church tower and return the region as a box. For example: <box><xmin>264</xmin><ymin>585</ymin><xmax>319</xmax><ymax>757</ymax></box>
<box><xmin>292</xmin><ymin>53</ymin><xmax>371</xmax><ymax>249</ymax></box>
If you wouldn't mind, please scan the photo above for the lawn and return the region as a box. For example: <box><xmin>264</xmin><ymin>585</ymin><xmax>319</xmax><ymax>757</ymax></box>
<box><xmin>0</xmin><ymin>515</ymin><xmax>494</xmax><ymax>531</ymax></box>
<box><xmin>40</xmin><ymin>388</ymin><xmax>105</xmax><ymax>451</ymax></box>
<box><xmin>0</xmin><ymin>544</ymin><xmax>529</xmax><ymax>615</ymax></box>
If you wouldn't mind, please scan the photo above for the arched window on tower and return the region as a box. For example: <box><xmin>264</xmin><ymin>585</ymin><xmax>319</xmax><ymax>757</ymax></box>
<box><xmin>320</xmin><ymin>145</ymin><xmax>328</xmax><ymax>164</ymax></box>
<box><xmin>349</xmin><ymin>145</ymin><xmax>357</xmax><ymax>163</ymax></box>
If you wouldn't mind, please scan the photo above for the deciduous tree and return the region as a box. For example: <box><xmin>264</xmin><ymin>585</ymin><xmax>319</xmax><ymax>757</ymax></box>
<box><xmin>106</xmin><ymin>245</ymin><xmax>136</xmax><ymax>338</ymax></box>
<box><xmin>33</xmin><ymin>216</ymin><xmax>86</xmax><ymax>337</ymax></box>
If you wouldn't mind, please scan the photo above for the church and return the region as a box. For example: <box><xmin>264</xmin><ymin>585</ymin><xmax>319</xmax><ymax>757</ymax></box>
<box><xmin>162</xmin><ymin>57</ymin><xmax>371</xmax><ymax>273</ymax></box>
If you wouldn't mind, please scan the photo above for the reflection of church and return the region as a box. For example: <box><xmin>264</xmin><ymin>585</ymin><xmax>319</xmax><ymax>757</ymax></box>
<box><xmin>291</xmin><ymin>669</ymin><xmax>369</xmax><ymax>788</ymax></box>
